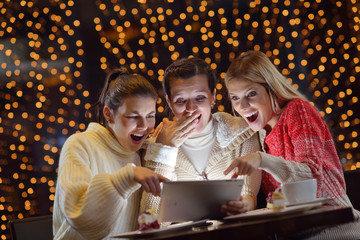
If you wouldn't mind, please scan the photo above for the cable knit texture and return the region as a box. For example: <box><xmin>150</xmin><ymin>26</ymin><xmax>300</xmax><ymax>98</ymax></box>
<box><xmin>141</xmin><ymin>112</ymin><xmax>262</xmax><ymax>216</ymax></box>
<box><xmin>258</xmin><ymin>98</ymin><xmax>360</xmax><ymax>239</ymax></box>
<box><xmin>259</xmin><ymin>99</ymin><xmax>354</xmax><ymax>207</ymax></box>
<box><xmin>53</xmin><ymin>122</ymin><xmax>142</xmax><ymax>240</ymax></box>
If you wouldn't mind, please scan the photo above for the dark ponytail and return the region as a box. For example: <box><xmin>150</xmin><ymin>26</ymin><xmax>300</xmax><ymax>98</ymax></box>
<box><xmin>86</xmin><ymin>67</ymin><xmax>157</xmax><ymax>126</ymax></box>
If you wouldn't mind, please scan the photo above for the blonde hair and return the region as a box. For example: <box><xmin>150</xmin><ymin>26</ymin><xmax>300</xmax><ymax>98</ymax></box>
<box><xmin>225</xmin><ymin>50</ymin><xmax>304</xmax><ymax>113</ymax></box>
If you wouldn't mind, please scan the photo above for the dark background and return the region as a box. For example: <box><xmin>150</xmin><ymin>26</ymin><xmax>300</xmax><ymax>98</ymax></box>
<box><xmin>1</xmin><ymin>0</ymin><xmax>360</xmax><ymax>238</ymax></box>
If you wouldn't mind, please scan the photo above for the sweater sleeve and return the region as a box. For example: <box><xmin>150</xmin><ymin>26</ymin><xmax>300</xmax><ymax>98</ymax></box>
<box><xmin>57</xmin><ymin>137</ymin><xmax>140</xmax><ymax>239</ymax></box>
<box><xmin>238</xmin><ymin>133</ymin><xmax>262</xmax><ymax>210</ymax></box>
<box><xmin>140</xmin><ymin>142</ymin><xmax>179</xmax><ymax>214</ymax></box>
<box><xmin>259</xmin><ymin>99</ymin><xmax>330</xmax><ymax>184</ymax></box>
<box><xmin>259</xmin><ymin>151</ymin><xmax>313</xmax><ymax>183</ymax></box>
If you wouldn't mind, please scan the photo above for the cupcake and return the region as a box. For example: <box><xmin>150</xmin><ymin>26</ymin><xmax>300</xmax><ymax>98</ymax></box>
<box><xmin>137</xmin><ymin>206</ymin><xmax>160</xmax><ymax>231</ymax></box>
<box><xmin>266</xmin><ymin>188</ymin><xmax>286</xmax><ymax>211</ymax></box>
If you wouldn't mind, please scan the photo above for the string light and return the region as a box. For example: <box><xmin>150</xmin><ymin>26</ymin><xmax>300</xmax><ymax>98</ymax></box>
<box><xmin>1</xmin><ymin>0</ymin><xmax>360</xmax><ymax>238</ymax></box>
<box><xmin>0</xmin><ymin>1</ymin><xmax>87</xmax><ymax>239</ymax></box>
<box><xmin>95</xmin><ymin>0</ymin><xmax>360</xmax><ymax>171</ymax></box>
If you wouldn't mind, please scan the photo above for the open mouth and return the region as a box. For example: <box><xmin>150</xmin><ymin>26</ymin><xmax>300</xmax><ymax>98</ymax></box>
<box><xmin>244</xmin><ymin>112</ymin><xmax>258</xmax><ymax>123</ymax></box>
<box><xmin>130</xmin><ymin>133</ymin><xmax>145</xmax><ymax>143</ymax></box>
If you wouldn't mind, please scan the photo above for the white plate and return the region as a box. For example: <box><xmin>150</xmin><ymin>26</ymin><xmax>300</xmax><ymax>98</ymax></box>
<box><xmin>286</xmin><ymin>197</ymin><xmax>333</xmax><ymax>207</ymax></box>
<box><xmin>110</xmin><ymin>219</ymin><xmax>210</xmax><ymax>238</ymax></box>
<box><xmin>223</xmin><ymin>202</ymin><xmax>322</xmax><ymax>221</ymax></box>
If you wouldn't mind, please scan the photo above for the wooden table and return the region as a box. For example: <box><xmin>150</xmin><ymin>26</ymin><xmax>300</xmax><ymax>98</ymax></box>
<box><xmin>124</xmin><ymin>206</ymin><xmax>355</xmax><ymax>240</ymax></box>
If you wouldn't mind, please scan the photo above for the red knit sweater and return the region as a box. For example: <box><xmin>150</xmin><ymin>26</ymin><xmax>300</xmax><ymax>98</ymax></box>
<box><xmin>262</xmin><ymin>98</ymin><xmax>346</xmax><ymax>200</ymax></box>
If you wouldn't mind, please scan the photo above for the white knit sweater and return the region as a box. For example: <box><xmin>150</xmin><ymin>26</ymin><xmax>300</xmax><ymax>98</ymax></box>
<box><xmin>140</xmin><ymin>112</ymin><xmax>262</xmax><ymax>215</ymax></box>
<box><xmin>53</xmin><ymin>123</ymin><xmax>141</xmax><ymax>240</ymax></box>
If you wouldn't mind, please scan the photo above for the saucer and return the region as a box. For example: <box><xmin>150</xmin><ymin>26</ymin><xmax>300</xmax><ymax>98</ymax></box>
<box><xmin>223</xmin><ymin>202</ymin><xmax>322</xmax><ymax>221</ymax></box>
<box><xmin>286</xmin><ymin>197</ymin><xmax>333</xmax><ymax>207</ymax></box>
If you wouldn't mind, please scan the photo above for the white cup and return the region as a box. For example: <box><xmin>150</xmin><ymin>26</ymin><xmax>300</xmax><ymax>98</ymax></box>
<box><xmin>281</xmin><ymin>179</ymin><xmax>317</xmax><ymax>205</ymax></box>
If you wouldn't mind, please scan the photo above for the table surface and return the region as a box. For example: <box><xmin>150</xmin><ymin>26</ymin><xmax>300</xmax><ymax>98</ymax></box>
<box><xmin>123</xmin><ymin>205</ymin><xmax>354</xmax><ymax>240</ymax></box>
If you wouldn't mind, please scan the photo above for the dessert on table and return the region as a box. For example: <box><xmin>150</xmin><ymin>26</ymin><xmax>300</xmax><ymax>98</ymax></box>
<box><xmin>266</xmin><ymin>188</ymin><xmax>286</xmax><ymax>211</ymax></box>
<box><xmin>137</xmin><ymin>206</ymin><xmax>160</xmax><ymax>231</ymax></box>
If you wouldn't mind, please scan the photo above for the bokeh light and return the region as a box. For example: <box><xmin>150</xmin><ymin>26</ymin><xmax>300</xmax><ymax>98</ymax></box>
<box><xmin>1</xmin><ymin>0</ymin><xmax>360</xmax><ymax>238</ymax></box>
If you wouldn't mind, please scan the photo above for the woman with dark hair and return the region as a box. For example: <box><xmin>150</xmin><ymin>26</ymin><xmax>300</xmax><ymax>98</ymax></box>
<box><xmin>141</xmin><ymin>57</ymin><xmax>262</xmax><ymax>218</ymax></box>
<box><xmin>53</xmin><ymin>68</ymin><xmax>167</xmax><ymax>240</ymax></box>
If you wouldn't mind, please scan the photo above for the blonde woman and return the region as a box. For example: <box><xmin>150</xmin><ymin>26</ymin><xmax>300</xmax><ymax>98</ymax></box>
<box><xmin>224</xmin><ymin>50</ymin><xmax>360</xmax><ymax>239</ymax></box>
